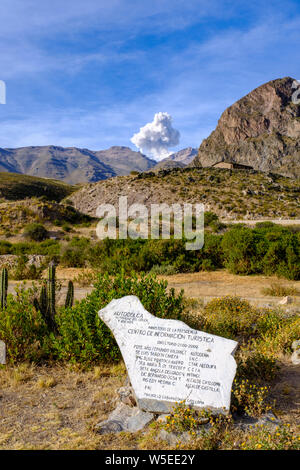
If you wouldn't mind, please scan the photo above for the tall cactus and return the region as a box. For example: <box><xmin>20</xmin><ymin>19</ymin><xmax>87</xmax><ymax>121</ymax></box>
<box><xmin>65</xmin><ymin>280</ymin><xmax>74</xmax><ymax>309</ymax></box>
<box><xmin>0</xmin><ymin>268</ymin><xmax>8</xmax><ymax>310</ymax></box>
<box><xmin>34</xmin><ymin>263</ymin><xmax>74</xmax><ymax>333</ymax></box>
<box><xmin>48</xmin><ymin>263</ymin><xmax>56</xmax><ymax>320</ymax></box>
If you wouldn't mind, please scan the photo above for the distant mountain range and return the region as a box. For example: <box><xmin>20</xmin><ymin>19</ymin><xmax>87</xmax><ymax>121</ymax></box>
<box><xmin>0</xmin><ymin>145</ymin><xmax>198</xmax><ymax>184</ymax></box>
<box><xmin>0</xmin><ymin>145</ymin><xmax>156</xmax><ymax>184</ymax></box>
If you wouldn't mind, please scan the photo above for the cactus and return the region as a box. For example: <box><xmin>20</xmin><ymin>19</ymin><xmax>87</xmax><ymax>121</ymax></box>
<box><xmin>65</xmin><ymin>280</ymin><xmax>74</xmax><ymax>309</ymax></box>
<box><xmin>47</xmin><ymin>263</ymin><xmax>56</xmax><ymax>320</ymax></box>
<box><xmin>34</xmin><ymin>263</ymin><xmax>74</xmax><ymax>333</ymax></box>
<box><xmin>0</xmin><ymin>268</ymin><xmax>8</xmax><ymax>310</ymax></box>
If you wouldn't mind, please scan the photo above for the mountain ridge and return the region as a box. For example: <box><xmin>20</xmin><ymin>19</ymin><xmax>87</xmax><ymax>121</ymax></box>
<box><xmin>0</xmin><ymin>145</ymin><xmax>156</xmax><ymax>184</ymax></box>
<box><xmin>193</xmin><ymin>77</ymin><xmax>300</xmax><ymax>178</ymax></box>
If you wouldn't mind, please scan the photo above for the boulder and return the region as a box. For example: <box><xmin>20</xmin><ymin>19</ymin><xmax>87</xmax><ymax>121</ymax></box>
<box><xmin>96</xmin><ymin>402</ymin><xmax>154</xmax><ymax>434</ymax></box>
<box><xmin>291</xmin><ymin>349</ymin><xmax>300</xmax><ymax>365</ymax></box>
<box><xmin>278</xmin><ymin>296</ymin><xmax>293</xmax><ymax>305</ymax></box>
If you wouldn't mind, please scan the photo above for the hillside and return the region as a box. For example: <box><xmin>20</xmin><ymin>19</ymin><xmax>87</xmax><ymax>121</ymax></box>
<box><xmin>68</xmin><ymin>167</ymin><xmax>300</xmax><ymax>220</ymax></box>
<box><xmin>0</xmin><ymin>172</ymin><xmax>74</xmax><ymax>202</ymax></box>
<box><xmin>193</xmin><ymin>77</ymin><xmax>300</xmax><ymax>178</ymax></box>
<box><xmin>0</xmin><ymin>145</ymin><xmax>156</xmax><ymax>184</ymax></box>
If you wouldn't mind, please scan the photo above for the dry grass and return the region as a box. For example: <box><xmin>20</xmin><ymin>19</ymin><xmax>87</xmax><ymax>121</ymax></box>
<box><xmin>0</xmin><ymin>356</ymin><xmax>299</xmax><ymax>450</ymax></box>
<box><xmin>159</xmin><ymin>271</ymin><xmax>300</xmax><ymax>309</ymax></box>
<box><xmin>0</xmin><ymin>362</ymin><xmax>143</xmax><ymax>450</ymax></box>
<box><xmin>261</xmin><ymin>283</ymin><xmax>299</xmax><ymax>297</ymax></box>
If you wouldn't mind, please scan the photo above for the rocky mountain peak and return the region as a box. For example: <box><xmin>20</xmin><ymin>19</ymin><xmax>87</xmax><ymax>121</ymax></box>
<box><xmin>193</xmin><ymin>77</ymin><xmax>300</xmax><ymax>178</ymax></box>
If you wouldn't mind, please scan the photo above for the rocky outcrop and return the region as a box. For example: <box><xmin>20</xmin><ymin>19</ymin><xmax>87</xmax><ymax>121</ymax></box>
<box><xmin>193</xmin><ymin>77</ymin><xmax>300</xmax><ymax>178</ymax></box>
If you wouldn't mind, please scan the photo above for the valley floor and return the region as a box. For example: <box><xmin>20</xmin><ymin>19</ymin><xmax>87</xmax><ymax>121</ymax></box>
<box><xmin>8</xmin><ymin>269</ymin><xmax>300</xmax><ymax>310</ymax></box>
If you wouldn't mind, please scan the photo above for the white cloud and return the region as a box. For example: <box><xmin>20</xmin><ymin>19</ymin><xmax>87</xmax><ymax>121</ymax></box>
<box><xmin>131</xmin><ymin>112</ymin><xmax>180</xmax><ymax>160</ymax></box>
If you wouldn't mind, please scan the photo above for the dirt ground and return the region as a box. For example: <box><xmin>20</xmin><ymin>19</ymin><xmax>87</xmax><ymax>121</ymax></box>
<box><xmin>163</xmin><ymin>271</ymin><xmax>300</xmax><ymax>308</ymax></box>
<box><xmin>0</xmin><ymin>363</ymin><xmax>137</xmax><ymax>450</ymax></box>
<box><xmin>8</xmin><ymin>269</ymin><xmax>300</xmax><ymax>309</ymax></box>
<box><xmin>0</xmin><ymin>357</ymin><xmax>299</xmax><ymax>450</ymax></box>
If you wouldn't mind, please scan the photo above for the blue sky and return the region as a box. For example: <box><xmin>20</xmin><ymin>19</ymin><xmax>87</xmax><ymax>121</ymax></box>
<box><xmin>0</xmin><ymin>0</ymin><xmax>300</xmax><ymax>156</ymax></box>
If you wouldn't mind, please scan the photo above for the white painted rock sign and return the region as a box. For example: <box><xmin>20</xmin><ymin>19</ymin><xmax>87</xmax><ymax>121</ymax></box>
<box><xmin>98</xmin><ymin>296</ymin><xmax>237</xmax><ymax>414</ymax></box>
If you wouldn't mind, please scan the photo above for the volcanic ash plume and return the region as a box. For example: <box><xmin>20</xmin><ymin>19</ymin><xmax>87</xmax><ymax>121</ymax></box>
<box><xmin>131</xmin><ymin>112</ymin><xmax>180</xmax><ymax>161</ymax></box>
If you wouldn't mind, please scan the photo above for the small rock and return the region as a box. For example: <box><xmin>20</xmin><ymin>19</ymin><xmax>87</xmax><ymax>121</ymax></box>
<box><xmin>291</xmin><ymin>349</ymin><xmax>300</xmax><ymax>365</ymax></box>
<box><xmin>157</xmin><ymin>425</ymin><xmax>211</xmax><ymax>446</ymax></box>
<box><xmin>278</xmin><ymin>296</ymin><xmax>293</xmax><ymax>305</ymax></box>
<box><xmin>117</xmin><ymin>385</ymin><xmax>137</xmax><ymax>407</ymax></box>
<box><xmin>0</xmin><ymin>340</ymin><xmax>6</xmax><ymax>365</ymax></box>
<box><xmin>233</xmin><ymin>412</ymin><xmax>280</xmax><ymax>430</ymax></box>
<box><xmin>292</xmin><ymin>340</ymin><xmax>300</xmax><ymax>351</ymax></box>
<box><xmin>96</xmin><ymin>402</ymin><xmax>154</xmax><ymax>434</ymax></box>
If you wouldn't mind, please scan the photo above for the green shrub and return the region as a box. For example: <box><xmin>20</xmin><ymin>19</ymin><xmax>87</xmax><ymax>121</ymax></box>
<box><xmin>0</xmin><ymin>287</ymin><xmax>48</xmax><ymax>362</ymax></box>
<box><xmin>50</xmin><ymin>271</ymin><xmax>185</xmax><ymax>364</ymax></box>
<box><xmin>60</xmin><ymin>247</ymin><xmax>86</xmax><ymax>267</ymax></box>
<box><xmin>149</xmin><ymin>264</ymin><xmax>178</xmax><ymax>275</ymax></box>
<box><xmin>11</xmin><ymin>256</ymin><xmax>42</xmax><ymax>280</ymax></box>
<box><xmin>23</xmin><ymin>223</ymin><xmax>49</xmax><ymax>242</ymax></box>
<box><xmin>204</xmin><ymin>211</ymin><xmax>219</xmax><ymax>227</ymax></box>
<box><xmin>221</xmin><ymin>227</ymin><xmax>260</xmax><ymax>275</ymax></box>
<box><xmin>231</xmin><ymin>379</ymin><xmax>272</xmax><ymax>417</ymax></box>
<box><xmin>236</xmin><ymin>352</ymin><xmax>278</xmax><ymax>382</ymax></box>
<box><xmin>0</xmin><ymin>241</ymin><xmax>13</xmax><ymax>255</ymax></box>
<box><xmin>261</xmin><ymin>283</ymin><xmax>298</xmax><ymax>297</ymax></box>
<box><xmin>201</xmin><ymin>296</ymin><xmax>259</xmax><ymax>340</ymax></box>
<box><xmin>60</xmin><ymin>238</ymin><xmax>90</xmax><ymax>267</ymax></box>
<box><xmin>221</xmin><ymin>225</ymin><xmax>300</xmax><ymax>279</ymax></box>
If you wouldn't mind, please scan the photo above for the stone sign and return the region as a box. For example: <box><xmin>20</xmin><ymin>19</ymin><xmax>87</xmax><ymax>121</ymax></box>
<box><xmin>0</xmin><ymin>340</ymin><xmax>6</xmax><ymax>365</ymax></box>
<box><xmin>98</xmin><ymin>296</ymin><xmax>237</xmax><ymax>414</ymax></box>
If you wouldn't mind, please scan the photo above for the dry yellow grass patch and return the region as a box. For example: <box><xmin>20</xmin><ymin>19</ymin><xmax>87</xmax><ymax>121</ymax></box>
<box><xmin>0</xmin><ymin>362</ymin><xmax>143</xmax><ymax>450</ymax></box>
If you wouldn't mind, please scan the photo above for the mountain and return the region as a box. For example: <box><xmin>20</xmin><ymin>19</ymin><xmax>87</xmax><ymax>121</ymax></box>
<box><xmin>154</xmin><ymin>147</ymin><xmax>197</xmax><ymax>170</ymax></box>
<box><xmin>166</xmin><ymin>147</ymin><xmax>198</xmax><ymax>165</ymax></box>
<box><xmin>193</xmin><ymin>77</ymin><xmax>300</xmax><ymax>178</ymax></box>
<box><xmin>0</xmin><ymin>145</ymin><xmax>155</xmax><ymax>184</ymax></box>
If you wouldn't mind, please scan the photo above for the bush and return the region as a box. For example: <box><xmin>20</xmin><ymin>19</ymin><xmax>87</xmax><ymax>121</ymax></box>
<box><xmin>149</xmin><ymin>264</ymin><xmax>178</xmax><ymax>275</ymax></box>
<box><xmin>201</xmin><ymin>296</ymin><xmax>259</xmax><ymax>340</ymax></box>
<box><xmin>60</xmin><ymin>237</ymin><xmax>90</xmax><ymax>268</ymax></box>
<box><xmin>221</xmin><ymin>227</ymin><xmax>259</xmax><ymax>275</ymax></box>
<box><xmin>23</xmin><ymin>223</ymin><xmax>49</xmax><ymax>242</ymax></box>
<box><xmin>231</xmin><ymin>379</ymin><xmax>271</xmax><ymax>417</ymax></box>
<box><xmin>235</xmin><ymin>352</ymin><xmax>278</xmax><ymax>382</ymax></box>
<box><xmin>261</xmin><ymin>283</ymin><xmax>298</xmax><ymax>297</ymax></box>
<box><xmin>222</xmin><ymin>225</ymin><xmax>300</xmax><ymax>279</ymax></box>
<box><xmin>240</xmin><ymin>424</ymin><xmax>300</xmax><ymax>450</ymax></box>
<box><xmin>50</xmin><ymin>271</ymin><xmax>185</xmax><ymax>364</ymax></box>
<box><xmin>0</xmin><ymin>287</ymin><xmax>48</xmax><ymax>362</ymax></box>
<box><xmin>204</xmin><ymin>211</ymin><xmax>219</xmax><ymax>227</ymax></box>
<box><xmin>10</xmin><ymin>256</ymin><xmax>42</xmax><ymax>280</ymax></box>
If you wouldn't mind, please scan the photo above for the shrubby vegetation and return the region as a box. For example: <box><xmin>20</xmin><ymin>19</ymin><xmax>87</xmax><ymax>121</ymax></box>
<box><xmin>1</xmin><ymin>218</ymin><xmax>299</xmax><ymax>279</ymax></box>
<box><xmin>0</xmin><ymin>271</ymin><xmax>184</xmax><ymax>364</ymax></box>
<box><xmin>23</xmin><ymin>223</ymin><xmax>49</xmax><ymax>241</ymax></box>
<box><xmin>221</xmin><ymin>224</ymin><xmax>300</xmax><ymax>279</ymax></box>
